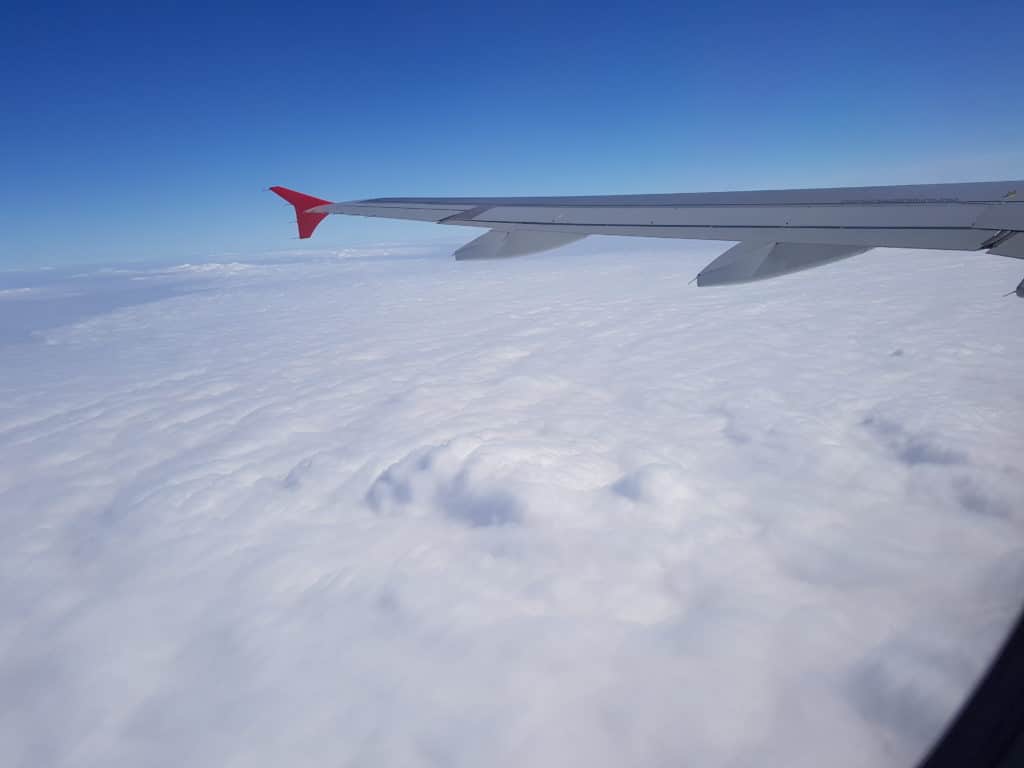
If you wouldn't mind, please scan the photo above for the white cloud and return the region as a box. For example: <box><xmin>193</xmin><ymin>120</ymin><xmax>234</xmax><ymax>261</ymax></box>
<box><xmin>1</xmin><ymin>241</ymin><xmax>1022</xmax><ymax>767</ymax></box>
<box><xmin>0</xmin><ymin>287</ymin><xmax>35</xmax><ymax>299</ymax></box>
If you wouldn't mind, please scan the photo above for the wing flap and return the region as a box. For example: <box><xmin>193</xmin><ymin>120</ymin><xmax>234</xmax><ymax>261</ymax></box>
<box><xmin>989</xmin><ymin>233</ymin><xmax>1024</xmax><ymax>259</ymax></box>
<box><xmin>972</xmin><ymin>201</ymin><xmax>1024</xmax><ymax>230</ymax></box>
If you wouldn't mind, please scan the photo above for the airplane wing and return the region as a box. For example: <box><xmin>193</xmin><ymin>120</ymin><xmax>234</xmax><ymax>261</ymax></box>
<box><xmin>270</xmin><ymin>181</ymin><xmax>1024</xmax><ymax>294</ymax></box>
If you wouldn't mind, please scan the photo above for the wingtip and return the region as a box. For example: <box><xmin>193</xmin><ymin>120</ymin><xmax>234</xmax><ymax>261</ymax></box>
<box><xmin>269</xmin><ymin>186</ymin><xmax>334</xmax><ymax>239</ymax></box>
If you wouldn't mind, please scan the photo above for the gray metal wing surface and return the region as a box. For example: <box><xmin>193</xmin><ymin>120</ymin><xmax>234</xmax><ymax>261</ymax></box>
<box><xmin>270</xmin><ymin>181</ymin><xmax>1024</xmax><ymax>292</ymax></box>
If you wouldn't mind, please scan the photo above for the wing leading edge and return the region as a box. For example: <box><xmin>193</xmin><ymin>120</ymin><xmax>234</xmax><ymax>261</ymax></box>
<box><xmin>269</xmin><ymin>181</ymin><xmax>1024</xmax><ymax>292</ymax></box>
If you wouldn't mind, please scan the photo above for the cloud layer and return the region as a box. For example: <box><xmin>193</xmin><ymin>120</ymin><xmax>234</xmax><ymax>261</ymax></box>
<box><xmin>1</xmin><ymin>241</ymin><xmax>1022</xmax><ymax>767</ymax></box>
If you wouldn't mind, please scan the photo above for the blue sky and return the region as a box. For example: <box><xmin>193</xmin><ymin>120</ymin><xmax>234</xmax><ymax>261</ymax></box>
<box><xmin>2</xmin><ymin>0</ymin><xmax>1022</xmax><ymax>266</ymax></box>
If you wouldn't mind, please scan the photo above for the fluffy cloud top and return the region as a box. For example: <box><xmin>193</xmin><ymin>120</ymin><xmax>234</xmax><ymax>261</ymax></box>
<box><xmin>1</xmin><ymin>240</ymin><xmax>1022</xmax><ymax>768</ymax></box>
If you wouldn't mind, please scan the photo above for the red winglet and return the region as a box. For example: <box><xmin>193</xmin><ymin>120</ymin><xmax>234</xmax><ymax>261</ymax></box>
<box><xmin>269</xmin><ymin>186</ymin><xmax>333</xmax><ymax>239</ymax></box>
